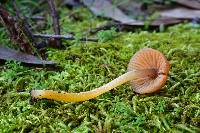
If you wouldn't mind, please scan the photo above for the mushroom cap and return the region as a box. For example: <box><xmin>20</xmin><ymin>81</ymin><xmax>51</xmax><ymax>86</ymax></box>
<box><xmin>128</xmin><ymin>48</ymin><xmax>170</xmax><ymax>94</ymax></box>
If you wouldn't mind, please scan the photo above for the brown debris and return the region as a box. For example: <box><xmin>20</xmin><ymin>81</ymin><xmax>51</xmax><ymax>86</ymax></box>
<box><xmin>0</xmin><ymin>45</ymin><xmax>55</xmax><ymax>65</ymax></box>
<box><xmin>160</xmin><ymin>8</ymin><xmax>200</xmax><ymax>19</ymax></box>
<box><xmin>47</xmin><ymin>0</ymin><xmax>62</xmax><ymax>47</ymax></box>
<box><xmin>0</xmin><ymin>5</ymin><xmax>33</xmax><ymax>54</ymax></box>
<box><xmin>175</xmin><ymin>0</ymin><xmax>200</xmax><ymax>10</ymax></box>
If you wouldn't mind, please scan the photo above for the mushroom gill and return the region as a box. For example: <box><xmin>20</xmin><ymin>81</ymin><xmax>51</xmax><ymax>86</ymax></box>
<box><xmin>128</xmin><ymin>48</ymin><xmax>170</xmax><ymax>94</ymax></box>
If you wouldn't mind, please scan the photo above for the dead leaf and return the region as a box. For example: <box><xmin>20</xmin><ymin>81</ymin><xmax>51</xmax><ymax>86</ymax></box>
<box><xmin>122</xmin><ymin>17</ymin><xmax>182</xmax><ymax>27</ymax></box>
<box><xmin>110</xmin><ymin>0</ymin><xmax>146</xmax><ymax>18</ymax></box>
<box><xmin>82</xmin><ymin>0</ymin><xmax>137</xmax><ymax>23</ymax></box>
<box><xmin>175</xmin><ymin>0</ymin><xmax>200</xmax><ymax>10</ymax></box>
<box><xmin>150</xmin><ymin>17</ymin><xmax>182</xmax><ymax>26</ymax></box>
<box><xmin>160</xmin><ymin>8</ymin><xmax>200</xmax><ymax>19</ymax></box>
<box><xmin>0</xmin><ymin>45</ymin><xmax>55</xmax><ymax>65</ymax></box>
<box><xmin>83</xmin><ymin>0</ymin><xmax>183</xmax><ymax>27</ymax></box>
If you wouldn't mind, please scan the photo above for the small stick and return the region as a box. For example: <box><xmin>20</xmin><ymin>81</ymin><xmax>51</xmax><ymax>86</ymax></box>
<box><xmin>47</xmin><ymin>0</ymin><xmax>61</xmax><ymax>47</ymax></box>
<box><xmin>0</xmin><ymin>5</ymin><xmax>33</xmax><ymax>53</ymax></box>
<box><xmin>31</xmin><ymin>16</ymin><xmax>45</xmax><ymax>21</ymax></box>
<box><xmin>12</xmin><ymin>0</ymin><xmax>40</xmax><ymax>56</ymax></box>
<box><xmin>12</xmin><ymin>16</ymin><xmax>45</xmax><ymax>21</ymax></box>
<box><xmin>12</xmin><ymin>0</ymin><xmax>20</xmax><ymax>18</ymax></box>
<box><xmin>13</xmin><ymin>0</ymin><xmax>37</xmax><ymax>44</ymax></box>
<box><xmin>33</xmin><ymin>34</ymin><xmax>98</xmax><ymax>42</ymax></box>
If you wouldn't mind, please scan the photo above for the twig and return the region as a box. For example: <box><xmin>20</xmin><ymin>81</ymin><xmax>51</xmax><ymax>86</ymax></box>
<box><xmin>13</xmin><ymin>0</ymin><xmax>39</xmax><ymax>56</ymax></box>
<box><xmin>12</xmin><ymin>0</ymin><xmax>20</xmax><ymax>18</ymax></box>
<box><xmin>13</xmin><ymin>0</ymin><xmax>37</xmax><ymax>47</ymax></box>
<box><xmin>31</xmin><ymin>16</ymin><xmax>45</xmax><ymax>21</ymax></box>
<box><xmin>47</xmin><ymin>0</ymin><xmax>60</xmax><ymax>35</ymax></box>
<box><xmin>0</xmin><ymin>4</ymin><xmax>33</xmax><ymax>53</ymax></box>
<box><xmin>33</xmin><ymin>34</ymin><xmax>98</xmax><ymax>42</ymax></box>
<box><xmin>47</xmin><ymin>0</ymin><xmax>61</xmax><ymax>47</ymax></box>
<box><xmin>12</xmin><ymin>16</ymin><xmax>45</xmax><ymax>21</ymax></box>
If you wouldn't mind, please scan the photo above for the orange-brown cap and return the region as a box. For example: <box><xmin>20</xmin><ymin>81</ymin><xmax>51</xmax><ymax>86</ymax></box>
<box><xmin>128</xmin><ymin>48</ymin><xmax>170</xmax><ymax>94</ymax></box>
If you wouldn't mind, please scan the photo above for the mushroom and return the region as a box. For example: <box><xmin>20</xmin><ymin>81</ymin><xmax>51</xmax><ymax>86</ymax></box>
<box><xmin>31</xmin><ymin>48</ymin><xmax>170</xmax><ymax>102</ymax></box>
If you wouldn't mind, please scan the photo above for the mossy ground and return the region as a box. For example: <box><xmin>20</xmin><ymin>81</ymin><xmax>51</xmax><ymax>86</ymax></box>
<box><xmin>0</xmin><ymin>3</ymin><xmax>200</xmax><ymax>133</ymax></box>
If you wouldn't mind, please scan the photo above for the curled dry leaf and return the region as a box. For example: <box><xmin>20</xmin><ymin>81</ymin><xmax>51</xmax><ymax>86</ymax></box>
<box><xmin>175</xmin><ymin>0</ymin><xmax>200</xmax><ymax>10</ymax></box>
<box><xmin>160</xmin><ymin>8</ymin><xmax>200</xmax><ymax>19</ymax></box>
<box><xmin>83</xmin><ymin>0</ymin><xmax>183</xmax><ymax>27</ymax></box>
<box><xmin>0</xmin><ymin>45</ymin><xmax>55</xmax><ymax>65</ymax></box>
<box><xmin>108</xmin><ymin>0</ymin><xmax>146</xmax><ymax>18</ymax></box>
<box><xmin>149</xmin><ymin>17</ymin><xmax>182</xmax><ymax>26</ymax></box>
<box><xmin>82</xmin><ymin>0</ymin><xmax>137</xmax><ymax>24</ymax></box>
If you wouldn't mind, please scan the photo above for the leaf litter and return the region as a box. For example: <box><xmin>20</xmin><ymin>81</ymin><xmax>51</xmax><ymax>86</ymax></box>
<box><xmin>82</xmin><ymin>0</ymin><xmax>200</xmax><ymax>28</ymax></box>
<box><xmin>0</xmin><ymin>45</ymin><xmax>55</xmax><ymax>65</ymax></box>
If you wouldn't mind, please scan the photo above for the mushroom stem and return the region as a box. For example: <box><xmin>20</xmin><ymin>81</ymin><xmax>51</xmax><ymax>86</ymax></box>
<box><xmin>31</xmin><ymin>69</ymin><xmax>152</xmax><ymax>102</ymax></box>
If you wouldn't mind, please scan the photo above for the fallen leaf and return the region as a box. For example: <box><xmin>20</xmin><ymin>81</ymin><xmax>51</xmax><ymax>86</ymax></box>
<box><xmin>82</xmin><ymin>0</ymin><xmax>137</xmax><ymax>23</ymax></box>
<box><xmin>110</xmin><ymin>0</ymin><xmax>146</xmax><ymax>18</ymax></box>
<box><xmin>0</xmin><ymin>45</ymin><xmax>55</xmax><ymax>65</ymax></box>
<box><xmin>175</xmin><ymin>0</ymin><xmax>200</xmax><ymax>10</ymax></box>
<box><xmin>160</xmin><ymin>8</ymin><xmax>200</xmax><ymax>19</ymax></box>
<box><xmin>147</xmin><ymin>17</ymin><xmax>182</xmax><ymax>26</ymax></box>
<box><xmin>83</xmin><ymin>0</ymin><xmax>183</xmax><ymax>27</ymax></box>
<box><xmin>115</xmin><ymin>18</ymin><xmax>181</xmax><ymax>27</ymax></box>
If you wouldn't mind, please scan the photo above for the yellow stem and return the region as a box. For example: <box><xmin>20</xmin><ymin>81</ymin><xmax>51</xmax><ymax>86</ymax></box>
<box><xmin>31</xmin><ymin>70</ymin><xmax>146</xmax><ymax>102</ymax></box>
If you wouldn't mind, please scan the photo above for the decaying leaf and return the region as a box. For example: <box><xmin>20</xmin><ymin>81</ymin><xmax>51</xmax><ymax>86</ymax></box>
<box><xmin>146</xmin><ymin>17</ymin><xmax>182</xmax><ymax>26</ymax></box>
<box><xmin>83</xmin><ymin>0</ymin><xmax>183</xmax><ymax>27</ymax></box>
<box><xmin>175</xmin><ymin>0</ymin><xmax>200</xmax><ymax>10</ymax></box>
<box><xmin>0</xmin><ymin>45</ymin><xmax>55</xmax><ymax>65</ymax></box>
<box><xmin>110</xmin><ymin>0</ymin><xmax>146</xmax><ymax>18</ymax></box>
<box><xmin>82</xmin><ymin>0</ymin><xmax>137</xmax><ymax>23</ymax></box>
<box><xmin>160</xmin><ymin>8</ymin><xmax>200</xmax><ymax>19</ymax></box>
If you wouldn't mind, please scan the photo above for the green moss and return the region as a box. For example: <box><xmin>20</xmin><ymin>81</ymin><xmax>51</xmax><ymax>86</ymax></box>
<box><xmin>0</xmin><ymin>4</ymin><xmax>200</xmax><ymax>133</ymax></box>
